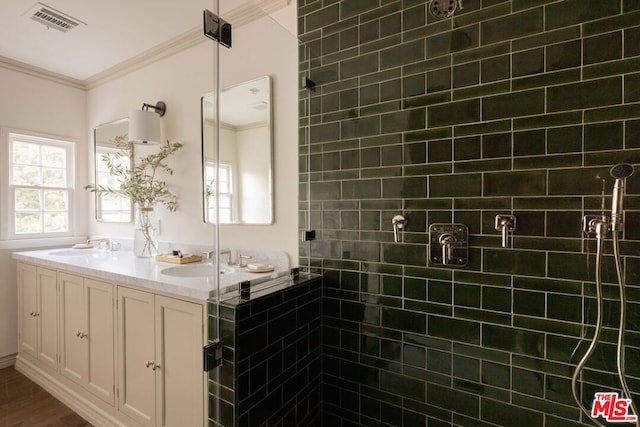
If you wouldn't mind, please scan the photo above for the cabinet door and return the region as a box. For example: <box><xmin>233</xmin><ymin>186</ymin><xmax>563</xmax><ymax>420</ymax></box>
<box><xmin>86</xmin><ymin>278</ymin><xmax>115</xmax><ymax>405</ymax></box>
<box><xmin>155</xmin><ymin>296</ymin><xmax>203</xmax><ymax>427</ymax></box>
<box><xmin>36</xmin><ymin>267</ymin><xmax>58</xmax><ymax>371</ymax></box>
<box><xmin>59</xmin><ymin>272</ymin><xmax>87</xmax><ymax>384</ymax></box>
<box><xmin>118</xmin><ymin>287</ymin><xmax>156</xmax><ymax>427</ymax></box>
<box><xmin>17</xmin><ymin>263</ymin><xmax>38</xmax><ymax>359</ymax></box>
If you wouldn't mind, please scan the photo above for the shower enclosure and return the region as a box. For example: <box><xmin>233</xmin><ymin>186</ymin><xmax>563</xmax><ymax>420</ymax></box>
<box><xmin>206</xmin><ymin>1</ymin><xmax>301</xmax><ymax>425</ymax></box>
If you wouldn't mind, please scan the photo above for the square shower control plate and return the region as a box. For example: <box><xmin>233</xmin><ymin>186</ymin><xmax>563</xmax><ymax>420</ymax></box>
<box><xmin>429</xmin><ymin>223</ymin><xmax>469</xmax><ymax>267</ymax></box>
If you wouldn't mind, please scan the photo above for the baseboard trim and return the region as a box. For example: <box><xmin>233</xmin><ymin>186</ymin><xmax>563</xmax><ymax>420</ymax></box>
<box><xmin>14</xmin><ymin>357</ymin><xmax>134</xmax><ymax>427</ymax></box>
<box><xmin>0</xmin><ymin>353</ymin><xmax>16</xmax><ymax>369</ymax></box>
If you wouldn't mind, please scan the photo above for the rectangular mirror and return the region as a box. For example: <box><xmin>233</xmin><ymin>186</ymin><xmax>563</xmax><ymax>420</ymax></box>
<box><xmin>94</xmin><ymin>119</ymin><xmax>133</xmax><ymax>222</ymax></box>
<box><xmin>202</xmin><ymin>75</ymin><xmax>273</xmax><ymax>224</ymax></box>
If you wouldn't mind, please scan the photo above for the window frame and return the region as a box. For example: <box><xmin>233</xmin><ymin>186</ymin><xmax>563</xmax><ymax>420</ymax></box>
<box><xmin>95</xmin><ymin>144</ymin><xmax>132</xmax><ymax>223</ymax></box>
<box><xmin>205</xmin><ymin>161</ymin><xmax>234</xmax><ymax>223</ymax></box>
<box><xmin>2</xmin><ymin>129</ymin><xmax>76</xmax><ymax>240</ymax></box>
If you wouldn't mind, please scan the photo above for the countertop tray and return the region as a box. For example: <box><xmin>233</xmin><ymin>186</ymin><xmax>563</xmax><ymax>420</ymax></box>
<box><xmin>155</xmin><ymin>254</ymin><xmax>203</xmax><ymax>264</ymax></box>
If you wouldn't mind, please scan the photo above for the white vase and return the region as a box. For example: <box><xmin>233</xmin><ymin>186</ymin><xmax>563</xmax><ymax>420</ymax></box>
<box><xmin>134</xmin><ymin>205</ymin><xmax>158</xmax><ymax>258</ymax></box>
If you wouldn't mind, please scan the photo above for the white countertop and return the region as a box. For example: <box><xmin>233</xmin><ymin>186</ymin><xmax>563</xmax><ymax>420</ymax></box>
<box><xmin>12</xmin><ymin>248</ymin><xmax>288</xmax><ymax>301</ymax></box>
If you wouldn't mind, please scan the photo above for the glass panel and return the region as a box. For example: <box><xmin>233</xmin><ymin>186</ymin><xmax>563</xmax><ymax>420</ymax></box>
<box><xmin>209</xmin><ymin>1</ymin><xmax>300</xmax><ymax>424</ymax></box>
<box><xmin>12</xmin><ymin>142</ymin><xmax>40</xmax><ymax>165</ymax></box>
<box><xmin>44</xmin><ymin>190</ymin><xmax>68</xmax><ymax>210</ymax></box>
<box><xmin>44</xmin><ymin>212</ymin><xmax>68</xmax><ymax>232</ymax></box>
<box><xmin>15</xmin><ymin>188</ymin><xmax>41</xmax><ymax>210</ymax></box>
<box><xmin>300</xmin><ymin>44</ymin><xmax>312</xmax><ymax>274</ymax></box>
<box><xmin>41</xmin><ymin>146</ymin><xmax>66</xmax><ymax>167</ymax></box>
<box><xmin>13</xmin><ymin>165</ymin><xmax>41</xmax><ymax>185</ymax></box>
<box><xmin>42</xmin><ymin>167</ymin><xmax>66</xmax><ymax>186</ymax></box>
<box><xmin>15</xmin><ymin>213</ymin><xmax>41</xmax><ymax>233</ymax></box>
<box><xmin>203</xmin><ymin>1</ymin><xmax>222</xmax><ymax>425</ymax></box>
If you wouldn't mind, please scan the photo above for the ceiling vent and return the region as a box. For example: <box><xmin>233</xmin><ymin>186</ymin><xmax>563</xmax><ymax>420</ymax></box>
<box><xmin>24</xmin><ymin>3</ymin><xmax>86</xmax><ymax>33</ymax></box>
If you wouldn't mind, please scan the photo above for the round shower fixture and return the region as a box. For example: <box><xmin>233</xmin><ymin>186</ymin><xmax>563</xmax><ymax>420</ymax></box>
<box><xmin>611</xmin><ymin>163</ymin><xmax>635</xmax><ymax>179</ymax></box>
<box><xmin>429</xmin><ymin>0</ymin><xmax>463</xmax><ymax>19</ymax></box>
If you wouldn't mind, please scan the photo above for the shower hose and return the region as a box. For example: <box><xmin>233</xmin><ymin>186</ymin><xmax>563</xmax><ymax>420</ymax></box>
<box><xmin>571</xmin><ymin>222</ymin><xmax>639</xmax><ymax>427</ymax></box>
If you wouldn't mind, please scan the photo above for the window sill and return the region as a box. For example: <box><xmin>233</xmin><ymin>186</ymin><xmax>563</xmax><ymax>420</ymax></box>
<box><xmin>0</xmin><ymin>236</ymin><xmax>87</xmax><ymax>251</ymax></box>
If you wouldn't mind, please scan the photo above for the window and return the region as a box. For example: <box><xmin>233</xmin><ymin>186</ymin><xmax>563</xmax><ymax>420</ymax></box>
<box><xmin>205</xmin><ymin>162</ymin><xmax>233</xmax><ymax>223</ymax></box>
<box><xmin>7</xmin><ymin>131</ymin><xmax>75</xmax><ymax>239</ymax></box>
<box><xmin>95</xmin><ymin>145</ymin><xmax>131</xmax><ymax>222</ymax></box>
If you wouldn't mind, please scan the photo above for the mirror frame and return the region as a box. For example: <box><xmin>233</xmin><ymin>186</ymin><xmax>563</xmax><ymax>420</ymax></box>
<box><xmin>201</xmin><ymin>75</ymin><xmax>274</xmax><ymax>225</ymax></box>
<box><xmin>93</xmin><ymin>118</ymin><xmax>133</xmax><ymax>223</ymax></box>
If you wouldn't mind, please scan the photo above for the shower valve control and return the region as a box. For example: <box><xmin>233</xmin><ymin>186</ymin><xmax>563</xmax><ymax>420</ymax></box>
<box><xmin>391</xmin><ymin>215</ymin><xmax>407</xmax><ymax>243</ymax></box>
<box><xmin>495</xmin><ymin>215</ymin><xmax>516</xmax><ymax>248</ymax></box>
<box><xmin>429</xmin><ymin>223</ymin><xmax>468</xmax><ymax>267</ymax></box>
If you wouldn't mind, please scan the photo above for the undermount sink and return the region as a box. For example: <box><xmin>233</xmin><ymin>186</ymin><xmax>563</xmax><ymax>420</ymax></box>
<box><xmin>160</xmin><ymin>264</ymin><xmax>234</xmax><ymax>278</ymax></box>
<box><xmin>48</xmin><ymin>249</ymin><xmax>101</xmax><ymax>256</ymax></box>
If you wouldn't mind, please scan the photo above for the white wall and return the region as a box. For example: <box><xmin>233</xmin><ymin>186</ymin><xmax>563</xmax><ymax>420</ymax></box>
<box><xmin>87</xmin><ymin>10</ymin><xmax>299</xmax><ymax>262</ymax></box>
<box><xmin>0</xmin><ymin>67</ymin><xmax>87</xmax><ymax>360</ymax></box>
<box><xmin>87</xmin><ymin>41</ymin><xmax>215</xmax><ymax>245</ymax></box>
<box><xmin>237</xmin><ymin>125</ymin><xmax>270</xmax><ymax>222</ymax></box>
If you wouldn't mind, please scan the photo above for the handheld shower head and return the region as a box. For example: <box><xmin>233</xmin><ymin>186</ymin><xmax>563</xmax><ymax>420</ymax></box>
<box><xmin>611</xmin><ymin>163</ymin><xmax>634</xmax><ymax>180</ymax></box>
<box><xmin>610</xmin><ymin>163</ymin><xmax>634</xmax><ymax>232</ymax></box>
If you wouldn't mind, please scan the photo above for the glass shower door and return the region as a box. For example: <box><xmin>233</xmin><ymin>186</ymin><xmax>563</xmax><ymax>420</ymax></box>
<box><xmin>208</xmin><ymin>1</ymin><xmax>301</xmax><ymax>425</ymax></box>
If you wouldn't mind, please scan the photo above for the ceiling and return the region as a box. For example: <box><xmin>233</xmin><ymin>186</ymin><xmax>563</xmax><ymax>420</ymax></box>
<box><xmin>203</xmin><ymin>76</ymin><xmax>271</xmax><ymax>127</ymax></box>
<box><xmin>0</xmin><ymin>0</ymin><xmax>294</xmax><ymax>87</ymax></box>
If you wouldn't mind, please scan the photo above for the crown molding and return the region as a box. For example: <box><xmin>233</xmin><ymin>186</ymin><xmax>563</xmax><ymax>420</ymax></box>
<box><xmin>0</xmin><ymin>0</ymin><xmax>292</xmax><ymax>91</ymax></box>
<box><xmin>83</xmin><ymin>26</ymin><xmax>204</xmax><ymax>89</ymax></box>
<box><xmin>225</xmin><ymin>0</ymin><xmax>291</xmax><ymax>27</ymax></box>
<box><xmin>86</xmin><ymin>0</ymin><xmax>292</xmax><ymax>89</ymax></box>
<box><xmin>0</xmin><ymin>55</ymin><xmax>85</xmax><ymax>89</ymax></box>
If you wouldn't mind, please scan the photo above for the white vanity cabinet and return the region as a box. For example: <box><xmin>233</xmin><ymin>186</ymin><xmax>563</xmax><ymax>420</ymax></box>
<box><xmin>59</xmin><ymin>272</ymin><xmax>115</xmax><ymax>406</ymax></box>
<box><xmin>17</xmin><ymin>263</ymin><xmax>58</xmax><ymax>371</ymax></box>
<box><xmin>117</xmin><ymin>286</ymin><xmax>204</xmax><ymax>427</ymax></box>
<box><xmin>14</xmin><ymin>257</ymin><xmax>207</xmax><ymax>427</ymax></box>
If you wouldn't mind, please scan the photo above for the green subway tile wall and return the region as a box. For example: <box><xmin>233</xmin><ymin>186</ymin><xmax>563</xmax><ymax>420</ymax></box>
<box><xmin>299</xmin><ymin>0</ymin><xmax>640</xmax><ymax>426</ymax></box>
<box><xmin>207</xmin><ymin>277</ymin><xmax>322</xmax><ymax>426</ymax></box>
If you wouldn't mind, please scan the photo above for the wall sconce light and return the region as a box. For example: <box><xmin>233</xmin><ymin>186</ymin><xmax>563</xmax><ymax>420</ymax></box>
<box><xmin>129</xmin><ymin>101</ymin><xmax>166</xmax><ymax>145</ymax></box>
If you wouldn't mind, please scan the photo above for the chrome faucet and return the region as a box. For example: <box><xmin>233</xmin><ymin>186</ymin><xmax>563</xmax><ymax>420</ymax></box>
<box><xmin>86</xmin><ymin>238</ymin><xmax>111</xmax><ymax>250</ymax></box>
<box><xmin>201</xmin><ymin>249</ymin><xmax>232</xmax><ymax>264</ymax></box>
<box><xmin>238</xmin><ymin>254</ymin><xmax>252</xmax><ymax>268</ymax></box>
<box><xmin>220</xmin><ymin>249</ymin><xmax>231</xmax><ymax>265</ymax></box>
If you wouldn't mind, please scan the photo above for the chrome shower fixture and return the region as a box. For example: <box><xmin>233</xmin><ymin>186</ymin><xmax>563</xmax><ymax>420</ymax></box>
<box><xmin>391</xmin><ymin>215</ymin><xmax>407</xmax><ymax>243</ymax></box>
<box><xmin>573</xmin><ymin>163</ymin><xmax>639</xmax><ymax>427</ymax></box>
<box><xmin>495</xmin><ymin>215</ymin><xmax>516</xmax><ymax>248</ymax></box>
<box><xmin>429</xmin><ymin>223</ymin><xmax>468</xmax><ymax>266</ymax></box>
<box><xmin>610</xmin><ymin>163</ymin><xmax>634</xmax><ymax>232</ymax></box>
<box><xmin>429</xmin><ymin>0</ymin><xmax>463</xmax><ymax>19</ymax></box>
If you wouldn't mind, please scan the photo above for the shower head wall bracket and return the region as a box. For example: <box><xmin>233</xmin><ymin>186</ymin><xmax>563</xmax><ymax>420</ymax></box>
<box><xmin>583</xmin><ymin>215</ymin><xmax>610</xmax><ymax>239</ymax></box>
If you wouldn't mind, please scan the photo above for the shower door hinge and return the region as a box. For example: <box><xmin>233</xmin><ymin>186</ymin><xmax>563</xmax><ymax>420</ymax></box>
<box><xmin>203</xmin><ymin>10</ymin><xmax>232</xmax><ymax>48</ymax></box>
<box><xmin>301</xmin><ymin>230</ymin><xmax>316</xmax><ymax>241</ymax></box>
<box><xmin>203</xmin><ymin>339</ymin><xmax>224</xmax><ymax>371</ymax></box>
<box><xmin>301</xmin><ymin>77</ymin><xmax>315</xmax><ymax>90</ymax></box>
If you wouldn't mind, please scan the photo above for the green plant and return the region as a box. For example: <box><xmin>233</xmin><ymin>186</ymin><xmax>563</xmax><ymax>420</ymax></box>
<box><xmin>85</xmin><ymin>135</ymin><xmax>183</xmax><ymax>211</ymax></box>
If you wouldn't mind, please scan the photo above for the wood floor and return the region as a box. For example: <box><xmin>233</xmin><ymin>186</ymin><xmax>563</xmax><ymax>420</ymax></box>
<box><xmin>0</xmin><ymin>366</ymin><xmax>92</xmax><ymax>427</ymax></box>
